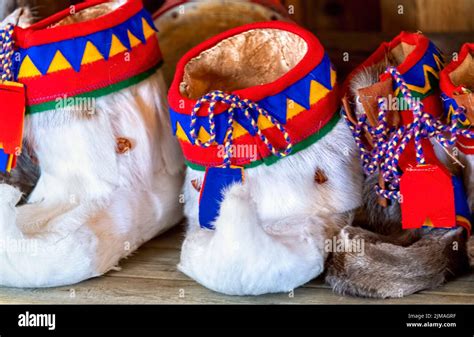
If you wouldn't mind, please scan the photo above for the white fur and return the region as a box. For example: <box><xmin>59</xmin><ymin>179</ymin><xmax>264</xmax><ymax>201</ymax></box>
<box><xmin>0</xmin><ymin>64</ymin><xmax>184</xmax><ymax>287</ymax></box>
<box><xmin>178</xmin><ymin>120</ymin><xmax>363</xmax><ymax>295</ymax></box>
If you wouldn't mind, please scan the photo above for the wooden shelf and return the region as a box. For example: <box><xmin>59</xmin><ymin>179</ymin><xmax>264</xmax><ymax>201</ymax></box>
<box><xmin>1</xmin><ymin>224</ymin><xmax>473</xmax><ymax>304</ymax></box>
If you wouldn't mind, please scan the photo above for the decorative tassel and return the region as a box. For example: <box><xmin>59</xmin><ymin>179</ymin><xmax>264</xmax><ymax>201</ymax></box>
<box><xmin>0</xmin><ymin>24</ymin><xmax>25</xmax><ymax>173</ymax></box>
<box><xmin>190</xmin><ymin>91</ymin><xmax>292</xmax><ymax>229</ymax></box>
<box><xmin>400</xmin><ymin>164</ymin><xmax>455</xmax><ymax>229</ymax></box>
<box><xmin>199</xmin><ymin>166</ymin><xmax>244</xmax><ymax>229</ymax></box>
<box><xmin>342</xmin><ymin>66</ymin><xmax>474</xmax><ymax>230</ymax></box>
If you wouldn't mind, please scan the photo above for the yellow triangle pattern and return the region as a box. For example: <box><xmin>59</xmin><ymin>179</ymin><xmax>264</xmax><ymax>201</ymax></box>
<box><xmin>330</xmin><ymin>68</ymin><xmax>336</xmax><ymax>88</ymax></box>
<box><xmin>176</xmin><ymin>122</ymin><xmax>190</xmax><ymax>142</ymax></box>
<box><xmin>18</xmin><ymin>55</ymin><xmax>41</xmax><ymax>79</ymax></box>
<box><xmin>309</xmin><ymin>80</ymin><xmax>330</xmax><ymax>106</ymax></box>
<box><xmin>233</xmin><ymin>122</ymin><xmax>248</xmax><ymax>139</ymax></box>
<box><xmin>257</xmin><ymin>115</ymin><xmax>274</xmax><ymax>130</ymax></box>
<box><xmin>142</xmin><ymin>18</ymin><xmax>155</xmax><ymax>39</ymax></box>
<box><xmin>198</xmin><ymin>126</ymin><xmax>211</xmax><ymax>143</ymax></box>
<box><xmin>47</xmin><ymin>50</ymin><xmax>72</xmax><ymax>74</ymax></box>
<box><xmin>127</xmin><ymin>30</ymin><xmax>141</xmax><ymax>48</ymax></box>
<box><xmin>109</xmin><ymin>34</ymin><xmax>128</xmax><ymax>58</ymax></box>
<box><xmin>424</xmin><ymin>217</ymin><xmax>434</xmax><ymax>227</ymax></box>
<box><xmin>19</xmin><ymin>19</ymin><xmax>154</xmax><ymax>78</ymax></box>
<box><xmin>81</xmin><ymin>41</ymin><xmax>104</xmax><ymax>65</ymax></box>
<box><xmin>286</xmin><ymin>98</ymin><xmax>306</xmax><ymax>120</ymax></box>
<box><xmin>174</xmin><ymin>68</ymin><xmax>341</xmax><ymax>143</ymax></box>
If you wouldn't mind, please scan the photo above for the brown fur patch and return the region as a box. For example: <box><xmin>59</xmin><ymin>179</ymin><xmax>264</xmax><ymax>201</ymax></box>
<box><xmin>333</xmin><ymin>51</ymin><xmax>472</xmax><ymax>298</ymax></box>
<box><xmin>325</xmin><ymin>226</ymin><xmax>470</xmax><ymax>298</ymax></box>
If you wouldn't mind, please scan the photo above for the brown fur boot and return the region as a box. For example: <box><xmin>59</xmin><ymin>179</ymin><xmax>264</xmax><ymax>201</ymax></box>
<box><xmin>327</xmin><ymin>32</ymin><xmax>471</xmax><ymax>298</ymax></box>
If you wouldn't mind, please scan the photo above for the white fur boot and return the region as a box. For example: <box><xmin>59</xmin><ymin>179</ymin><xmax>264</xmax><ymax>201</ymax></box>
<box><xmin>167</xmin><ymin>21</ymin><xmax>363</xmax><ymax>295</ymax></box>
<box><xmin>0</xmin><ymin>0</ymin><xmax>183</xmax><ymax>287</ymax></box>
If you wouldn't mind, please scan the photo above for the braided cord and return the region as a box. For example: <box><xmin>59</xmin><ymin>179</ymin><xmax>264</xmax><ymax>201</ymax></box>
<box><xmin>342</xmin><ymin>66</ymin><xmax>474</xmax><ymax>201</ymax></box>
<box><xmin>0</xmin><ymin>23</ymin><xmax>15</xmax><ymax>82</ymax></box>
<box><xmin>190</xmin><ymin>90</ymin><xmax>293</xmax><ymax>167</ymax></box>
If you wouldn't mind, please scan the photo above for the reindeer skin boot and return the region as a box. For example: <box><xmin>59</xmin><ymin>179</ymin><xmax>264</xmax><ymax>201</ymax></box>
<box><xmin>168</xmin><ymin>21</ymin><xmax>363</xmax><ymax>295</ymax></box>
<box><xmin>0</xmin><ymin>0</ymin><xmax>183</xmax><ymax>287</ymax></box>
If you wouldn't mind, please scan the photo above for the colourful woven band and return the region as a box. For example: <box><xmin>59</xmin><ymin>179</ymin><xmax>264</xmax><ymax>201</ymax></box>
<box><xmin>342</xmin><ymin>32</ymin><xmax>473</xmax><ymax>233</ymax></box>
<box><xmin>440</xmin><ymin>43</ymin><xmax>474</xmax><ymax>155</ymax></box>
<box><xmin>183</xmin><ymin>112</ymin><xmax>340</xmax><ymax>171</ymax></box>
<box><xmin>12</xmin><ymin>0</ymin><xmax>161</xmax><ymax>111</ymax></box>
<box><xmin>168</xmin><ymin>21</ymin><xmax>340</xmax><ymax>170</ymax></box>
<box><xmin>26</xmin><ymin>62</ymin><xmax>162</xmax><ymax>114</ymax></box>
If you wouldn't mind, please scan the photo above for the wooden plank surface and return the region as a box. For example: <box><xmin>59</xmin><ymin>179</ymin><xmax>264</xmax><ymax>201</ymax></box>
<box><xmin>381</xmin><ymin>0</ymin><xmax>474</xmax><ymax>33</ymax></box>
<box><xmin>315</xmin><ymin>31</ymin><xmax>473</xmax><ymax>79</ymax></box>
<box><xmin>0</xmin><ymin>225</ymin><xmax>473</xmax><ymax>304</ymax></box>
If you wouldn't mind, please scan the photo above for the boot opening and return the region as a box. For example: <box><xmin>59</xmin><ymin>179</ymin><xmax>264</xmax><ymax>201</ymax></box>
<box><xmin>389</xmin><ymin>42</ymin><xmax>415</xmax><ymax>67</ymax></box>
<box><xmin>54</xmin><ymin>0</ymin><xmax>126</xmax><ymax>26</ymax></box>
<box><xmin>179</xmin><ymin>28</ymin><xmax>308</xmax><ymax>99</ymax></box>
<box><xmin>450</xmin><ymin>50</ymin><xmax>474</xmax><ymax>91</ymax></box>
<box><xmin>350</xmin><ymin>41</ymin><xmax>416</xmax><ymax>100</ymax></box>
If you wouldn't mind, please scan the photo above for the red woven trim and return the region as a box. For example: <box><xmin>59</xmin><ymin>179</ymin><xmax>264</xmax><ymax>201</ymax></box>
<box><xmin>13</xmin><ymin>0</ymin><xmax>143</xmax><ymax>48</ymax></box>
<box><xmin>179</xmin><ymin>86</ymin><xmax>340</xmax><ymax>167</ymax></box>
<box><xmin>440</xmin><ymin>43</ymin><xmax>474</xmax><ymax>97</ymax></box>
<box><xmin>417</xmin><ymin>91</ymin><xmax>444</xmax><ymax>119</ymax></box>
<box><xmin>19</xmin><ymin>36</ymin><xmax>161</xmax><ymax>106</ymax></box>
<box><xmin>343</xmin><ymin>31</ymin><xmax>430</xmax><ymax>97</ymax></box>
<box><xmin>168</xmin><ymin>21</ymin><xmax>325</xmax><ymax>114</ymax></box>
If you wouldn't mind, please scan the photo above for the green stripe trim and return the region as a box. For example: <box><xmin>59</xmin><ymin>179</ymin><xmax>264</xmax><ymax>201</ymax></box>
<box><xmin>26</xmin><ymin>62</ymin><xmax>162</xmax><ymax>115</ymax></box>
<box><xmin>185</xmin><ymin>112</ymin><xmax>341</xmax><ymax>171</ymax></box>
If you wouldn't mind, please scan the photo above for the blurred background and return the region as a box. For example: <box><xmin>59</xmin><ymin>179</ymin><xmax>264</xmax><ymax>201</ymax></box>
<box><xmin>3</xmin><ymin>0</ymin><xmax>472</xmax><ymax>33</ymax></box>
<box><xmin>287</xmin><ymin>0</ymin><xmax>473</xmax><ymax>33</ymax></box>
<box><xmin>1</xmin><ymin>0</ymin><xmax>472</xmax><ymax>78</ymax></box>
